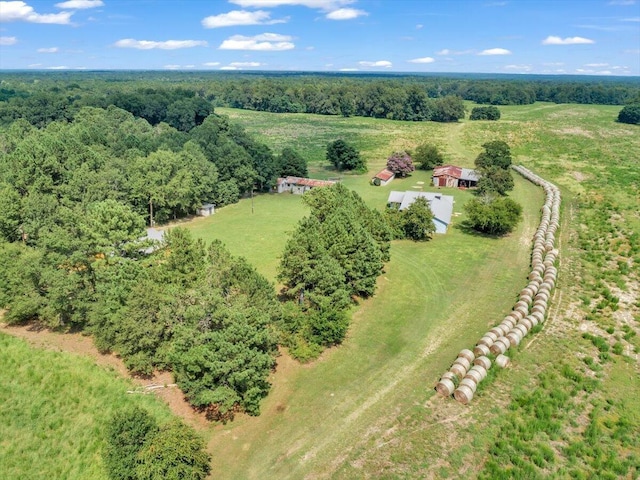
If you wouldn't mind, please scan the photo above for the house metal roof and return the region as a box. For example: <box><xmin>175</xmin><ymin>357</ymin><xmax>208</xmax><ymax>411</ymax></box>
<box><xmin>387</xmin><ymin>191</ymin><xmax>455</xmax><ymax>225</ymax></box>
<box><xmin>277</xmin><ymin>176</ymin><xmax>337</xmax><ymax>187</ymax></box>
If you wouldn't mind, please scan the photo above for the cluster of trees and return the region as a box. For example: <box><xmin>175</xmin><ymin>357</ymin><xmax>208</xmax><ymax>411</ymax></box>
<box><xmin>470</xmin><ymin>106</ymin><xmax>501</xmax><ymax>121</ymax></box>
<box><xmin>277</xmin><ymin>184</ymin><xmax>391</xmax><ymax>360</ymax></box>
<box><xmin>464</xmin><ymin>140</ymin><xmax>522</xmax><ymax>235</ymax></box>
<box><xmin>104</xmin><ymin>406</ymin><xmax>210</xmax><ymax>480</ymax></box>
<box><xmin>326</xmin><ymin>139</ymin><xmax>365</xmax><ymax>171</ymax></box>
<box><xmin>414</xmin><ymin>143</ymin><xmax>446</xmax><ymax>170</ymax></box>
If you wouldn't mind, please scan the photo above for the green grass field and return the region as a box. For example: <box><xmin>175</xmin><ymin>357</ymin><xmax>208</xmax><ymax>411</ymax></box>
<box><xmin>0</xmin><ymin>333</ymin><xmax>174</xmax><ymax>480</ymax></box>
<box><xmin>4</xmin><ymin>102</ymin><xmax>639</xmax><ymax>479</ymax></box>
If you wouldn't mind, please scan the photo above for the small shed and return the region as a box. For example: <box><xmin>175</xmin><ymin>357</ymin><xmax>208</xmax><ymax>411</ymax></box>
<box><xmin>387</xmin><ymin>191</ymin><xmax>455</xmax><ymax>234</ymax></box>
<box><xmin>432</xmin><ymin>165</ymin><xmax>480</xmax><ymax>188</ymax></box>
<box><xmin>372</xmin><ymin>168</ymin><xmax>395</xmax><ymax>186</ymax></box>
<box><xmin>276</xmin><ymin>176</ymin><xmax>337</xmax><ymax>194</ymax></box>
<box><xmin>197</xmin><ymin>203</ymin><xmax>215</xmax><ymax>217</ymax></box>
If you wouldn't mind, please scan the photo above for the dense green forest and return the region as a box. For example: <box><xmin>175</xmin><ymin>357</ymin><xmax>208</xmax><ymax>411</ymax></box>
<box><xmin>1</xmin><ymin>72</ymin><xmax>638</xmax><ymax>125</ymax></box>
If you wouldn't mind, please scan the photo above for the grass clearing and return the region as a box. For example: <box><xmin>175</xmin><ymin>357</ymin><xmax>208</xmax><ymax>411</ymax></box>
<box><xmin>0</xmin><ymin>332</ymin><xmax>174</xmax><ymax>480</ymax></box>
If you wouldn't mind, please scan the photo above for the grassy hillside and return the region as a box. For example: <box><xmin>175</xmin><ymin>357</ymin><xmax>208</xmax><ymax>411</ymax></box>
<box><xmin>0</xmin><ymin>333</ymin><xmax>174</xmax><ymax>480</ymax></box>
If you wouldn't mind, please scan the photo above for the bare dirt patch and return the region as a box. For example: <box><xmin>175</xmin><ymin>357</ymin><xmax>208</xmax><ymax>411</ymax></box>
<box><xmin>0</xmin><ymin>322</ymin><xmax>210</xmax><ymax>429</ymax></box>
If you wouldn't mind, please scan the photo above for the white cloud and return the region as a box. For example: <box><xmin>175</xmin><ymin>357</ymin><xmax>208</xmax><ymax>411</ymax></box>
<box><xmin>436</xmin><ymin>48</ymin><xmax>473</xmax><ymax>55</ymax></box>
<box><xmin>203</xmin><ymin>62</ymin><xmax>221</xmax><ymax>66</ymax></box>
<box><xmin>416</xmin><ymin>24</ymin><xmax>423</xmax><ymax>29</ymax></box>
<box><xmin>624</xmin><ymin>48</ymin><xmax>640</xmax><ymax>54</ymax></box>
<box><xmin>0</xmin><ymin>1</ymin><xmax>73</xmax><ymax>24</ymax></box>
<box><xmin>504</xmin><ymin>64</ymin><xmax>532</xmax><ymax>71</ymax></box>
<box><xmin>608</xmin><ymin>0</ymin><xmax>635</xmax><ymax>5</ymax></box>
<box><xmin>478</xmin><ymin>48</ymin><xmax>511</xmax><ymax>55</ymax></box>
<box><xmin>485</xmin><ymin>1</ymin><xmax>508</xmax><ymax>6</ymax></box>
<box><xmin>202</xmin><ymin>10</ymin><xmax>286</xmax><ymax>28</ymax></box>
<box><xmin>326</xmin><ymin>8</ymin><xmax>367</xmax><ymax>20</ymax></box>
<box><xmin>27</xmin><ymin>63</ymin><xmax>41</xmax><ymax>67</ymax></box>
<box><xmin>358</xmin><ymin>60</ymin><xmax>392</xmax><ymax>67</ymax></box>
<box><xmin>55</xmin><ymin>0</ymin><xmax>103</xmax><ymax>8</ymax></box>
<box><xmin>164</xmin><ymin>64</ymin><xmax>195</xmax><ymax>70</ymax></box>
<box><xmin>408</xmin><ymin>57</ymin><xmax>435</xmax><ymax>64</ymax></box>
<box><xmin>621</xmin><ymin>16</ymin><xmax>640</xmax><ymax>21</ymax></box>
<box><xmin>114</xmin><ymin>39</ymin><xmax>208</xmax><ymax>50</ymax></box>
<box><xmin>230</xmin><ymin>61</ymin><xmax>263</xmax><ymax>67</ymax></box>
<box><xmin>47</xmin><ymin>65</ymin><xmax>69</xmax><ymax>69</ymax></box>
<box><xmin>37</xmin><ymin>47</ymin><xmax>59</xmax><ymax>53</ymax></box>
<box><xmin>0</xmin><ymin>36</ymin><xmax>17</xmax><ymax>45</ymax></box>
<box><xmin>542</xmin><ymin>36</ymin><xmax>594</xmax><ymax>45</ymax></box>
<box><xmin>542</xmin><ymin>62</ymin><xmax>564</xmax><ymax>66</ymax></box>
<box><xmin>230</xmin><ymin>0</ymin><xmax>353</xmax><ymax>8</ymax></box>
<box><xmin>219</xmin><ymin>33</ymin><xmax>294</xmax><ymax>50</ymax></box>
<box><xmin>584</xmin><ymin>62</ymin><xmax>608</xmax><ymax>67</ymax></box>
<box><xmin>220</xmin><ymin>66</ymin><xmax>238</xmax><ymax>70</ymax></box>
<box><xmin>339</xmin><ymin>68</ymin><xmax>359</xmax><ymax>71</ymax></box>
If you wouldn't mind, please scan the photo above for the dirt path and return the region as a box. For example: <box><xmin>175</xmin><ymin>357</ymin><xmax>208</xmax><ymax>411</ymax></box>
<box><xmin>0</xmin><ymin>322</ymin><xmax>210</xmax><ymax>430</ymax></box>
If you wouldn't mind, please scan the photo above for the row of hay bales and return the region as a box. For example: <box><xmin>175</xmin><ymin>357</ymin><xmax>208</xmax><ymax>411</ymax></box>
<box><xmin>435</xmin><ymin>166</ymin><xmax>561</xmax><ymax>405</ymax></box>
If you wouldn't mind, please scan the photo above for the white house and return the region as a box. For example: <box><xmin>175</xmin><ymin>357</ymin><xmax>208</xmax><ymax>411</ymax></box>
<box><xmin>387</xmin><ymin>191</ymin><xmax>455</xmax><ymax>234</ymax></box>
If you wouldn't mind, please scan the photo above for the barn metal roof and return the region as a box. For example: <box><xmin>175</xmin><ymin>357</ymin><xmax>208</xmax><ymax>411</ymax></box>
<box><xmin>276</xmin><ymin>176</ymin><xmax>337</xmax><ymax>187</ymax></box>
<box><xmin>433</xmin><ymin>165</ymin><xmax>480</xmax><ymax>182</ymax></box>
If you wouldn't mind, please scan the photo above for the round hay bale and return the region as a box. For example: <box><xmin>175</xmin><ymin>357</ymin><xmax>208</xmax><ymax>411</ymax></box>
<box><xmin>485</xmin><ymin>331</ymin><xmax>499</xmax><ymax>342</ymax></box>
<box><xmin>532</xmin><ymin>304</ymin><xmax>546</xmax><ymax>316</ymax></box>
<box><xmin>495</xmin><ymin>354</ymin><xmax>511</xmax><ymax>368</ymax></box>
<box><xmin>454</xmin><ymin>384</ymin><xmax>475</xmax><ymax>404</ymax></box>
<box><xmin>477</xmin><ymin>335</ymin><xmax>496</xmax><ymax>348</ymax></box>
<box><xmin>515</xmin><ymin>305</ymin><xmax>529</xmax><ymax>317</ymax></box>
<box><xmin>441</xmin><ymin>371</ymin><xmax>457</xmax><ymax>381</ymax></box>
<box><xmin>531</xmin><ymin>311</ymin><xmax>545</xmax><ymax>324</ymax></box>
<box><xmin>497</xmin><ymin>323</ymin><xmax>512</xmax><ymax>336</ymax></box>
<box><xmin>449</xmin><ymin>362</ymin><xmax>468</xmax><ymax>379</ymax></box>
<box><xmin>506</xmin><ymin>331</ymin><xmax>522</xmax><ymax>347</ymax></box>
<box><xmin>473</xmin><ymin>344</ymin><xmax>491</xmax><ymax>357</ymax></box>
<box><xmin>515</xmin><ymin>300</ymin><xmax>530</xmax><ymax>311</ymax></box>
<box><xmin>520</xmin><ymin>316</ymin><xmax>534</xmax><ymax>330</ymax></box>
<box><xmin>464</xmin><ymin>369</ymin><xmax>483</xmax><ymax>384</ymax></box>
<box><xmin>435</xmin><ymin>378</ymin><xmax>455</xmax><ymax>396</ymax></box>
<box><xmin>510</xmin><ymin>310</ymin><xmax>525</xmax><ymax>322</ymax></box>
<box><xmin>489</xmin><ymin>337</ymin><xmax>510</xmax><ymax>355</ymax></box>
<box><xmin>457</xmin><ymin>349</ymin><xmax>475</xmax><ymax>363</ymax></box>
<box><xmin>529</xmin><ymin>271</ymin><xmax>541</xmax><ymax>281</ymax></box>
<box><xmin>453</xmin><ymin>356</ymin><xmax>471</xmax><ymax>371</ymax></box>
<box><xmin>459</xmin><ymin>377</ymin><xmax>478</xmax><ymax>392</ymax></box>
<box><xmin>519</xmin><ymin>294</ymin><xmax>533</xmax><ymax>305</ymax></box>
<box><xmin>473</xmin><ymin>356</ymin><xmax>491</xmax><ymax>370</ymax></box>
<box><xmin>489</xmin><ymin>327</ymin><xmax>504</xmax><ymax>338</ymax></box>
<box><xmin>514</xmin><ymin>324</ymin><xmax>529</xmax><ymax>337</ymax></box>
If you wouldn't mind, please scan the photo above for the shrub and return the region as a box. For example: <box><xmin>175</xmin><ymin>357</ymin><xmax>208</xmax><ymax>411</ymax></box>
<box><xmin>470</xmin><ymin>106</ymin><xmax>501</xmax><ymax>120</ymax></box>
<box><xmin>386</xmin><ymin>151</ymin><xmax>415</xmax><ymax>177</ymax></box>
<box><xmin>464</xmin><ymin>195</ymin><xmax>522</xmax><ymax>235</ymax></box>
<box><xmin>617</xmin><ymin>104</ymin><xmax>640</xmax><ymax>125</ymax></box>
<box><xmin>413</xmin><ymin>143</ymin><xmax>444</xmax><ymax>170</ymax></box>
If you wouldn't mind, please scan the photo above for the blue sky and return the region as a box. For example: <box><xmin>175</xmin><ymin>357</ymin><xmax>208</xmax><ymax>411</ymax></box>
<box><xmin>1</xmin><ymin>0</ymin><xmax>638</xmax><ymax>75</ymax></box>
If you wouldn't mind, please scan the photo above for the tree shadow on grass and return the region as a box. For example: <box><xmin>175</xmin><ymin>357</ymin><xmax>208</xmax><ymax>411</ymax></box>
<box><xmin>453</xmin><ymin>220</ymin><xmax>508</xmax><ymax>239</ymax></box>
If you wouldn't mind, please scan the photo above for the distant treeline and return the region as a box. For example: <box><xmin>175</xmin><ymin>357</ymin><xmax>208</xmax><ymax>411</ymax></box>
<box><xmin>1</xmin><ymin>72</ymin><xmax>638</xmax><ymax>126</ymax></box>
